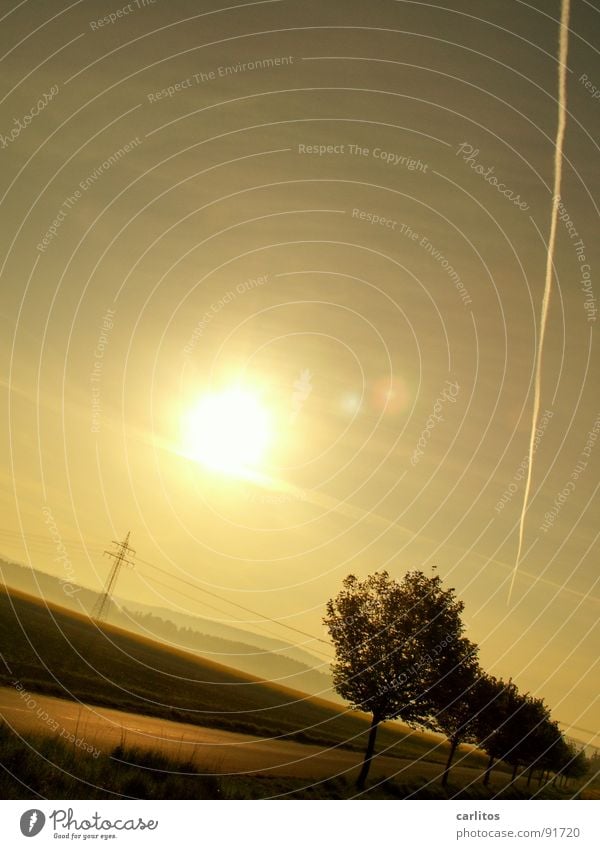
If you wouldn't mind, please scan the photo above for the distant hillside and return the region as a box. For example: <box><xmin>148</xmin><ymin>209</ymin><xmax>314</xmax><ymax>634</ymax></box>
<box><xmin>0</xmin><ymin>558</ymin><xmax>333</xmax><ymax>699</ymax></box>
<box><xmin>121</xmin><ymin>597</ymin><xmax>328</xmax><ymax>670</ymax></box>
<box><xmin>0</xmin><ymin>584</ymin><xmax>421</xmax><ymax>757</ymax></box>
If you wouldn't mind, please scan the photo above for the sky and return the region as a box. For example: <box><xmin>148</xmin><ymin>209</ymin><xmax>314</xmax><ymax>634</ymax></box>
<box><xmin>0</xmin><ymin>0</ymin><xmax>598</xmax><ymax>744</ymax></box>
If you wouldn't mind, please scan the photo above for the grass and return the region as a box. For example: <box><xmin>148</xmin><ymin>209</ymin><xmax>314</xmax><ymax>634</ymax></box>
<box><xmin>0</xmin><ymin>723</ymin><xmax>588</xmax><ymax>800</ymax></box>
<box><xmin>0</xmin><ymin>722</ymin><xmax>220</xmax><ymax>799</ymax></box>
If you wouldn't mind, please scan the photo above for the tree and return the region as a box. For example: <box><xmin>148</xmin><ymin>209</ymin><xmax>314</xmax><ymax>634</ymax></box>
<box><xmin>520</xmin><ymin>712</ymin><xmax>562</xmax><ymax>786</ymax></box>
<box><xmin>474</xmin><ymin>676</ymin><xmax>521</xmax><ymax>786</ymax></box>
<box><xmin>323</xmin><ymin>569</ymin><xmax>468</xmax><ymax>789</ymax></box>
<box><xmin>501</xmin><ymin>694</ymin><xmax>553</xmax><ymax>782</ymax></box>
<box><xmin>566</xmin><ymin>749</ymin><xmax>590</xmax><ymax>784</ymax></box>
<box><xmin>427</xmin><ymin>640</ymin><xmax>483</xmax><ymax>787</ymax></box>
<box><xmin>557</xmin><ymin>743</ymin><xmax>589</xmax><ymax>788</ymax></box>
<box><xmin>473</xmin><ymin>678</ymin><xmax>571</xmax><ymax>790</ymax></box>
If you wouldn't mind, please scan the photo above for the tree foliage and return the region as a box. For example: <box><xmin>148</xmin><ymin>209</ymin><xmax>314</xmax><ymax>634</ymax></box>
<box><xmin>324</xmin><ymin>569</ymin><xmax>585</xmax><ymax>792</ymax></box>
<box><xmin>427</xmin><ymin>639</ymin><xmax>483</xmax><ymax>786</ymax></box>
<box><xmin>324</xmin><ymin>569</ymin><xmax>468</xmax><ymax>787</ymax></box>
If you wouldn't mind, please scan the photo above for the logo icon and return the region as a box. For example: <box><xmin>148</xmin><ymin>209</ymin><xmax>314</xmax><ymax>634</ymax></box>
<box><xmin>20</xmin><ymin>810</ymin><xmax>45</xmax><ymax>837</ymax></box>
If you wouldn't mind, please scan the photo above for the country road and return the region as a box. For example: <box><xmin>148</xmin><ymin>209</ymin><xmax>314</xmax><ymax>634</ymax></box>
<box><xmin>0</xmin><ymin>685</ymin><xmax>471</xmax><ymax>787</ymax></box>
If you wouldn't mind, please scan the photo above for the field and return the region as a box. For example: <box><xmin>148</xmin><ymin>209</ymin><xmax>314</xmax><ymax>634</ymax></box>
<box><xmin>0</xmin><ymin>585</ymin><xmax>593</xmax><ymax>799</ymax></box>
<box><xmin>0</xmin><ymin>585</ymin><xmax>463</xmax><ymax>759</ymax></box>
<box><xmin>0</xmin><ymin>723</ymin><xmax>587</xmax><ymax>800</ymax></box>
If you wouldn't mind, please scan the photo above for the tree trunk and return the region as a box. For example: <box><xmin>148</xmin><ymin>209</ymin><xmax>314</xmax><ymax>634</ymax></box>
<box><xmin>356</xmin><ymin>713</ymin><xmax>380</xmax><ymax>790</ymax></box>
<box><xmin>538</xmin><ymin>769</ymin><xmax>544</xmax><ymax>786</ymax></box>
<box><xmin>483</xmin><ymin>754</ymin><xmax>494</xmax><ymax>787</ymax></box>
<box><xmin>527</xmin><ymin>766</ymin><xmax>534</xmax><ymax>787</ymax></box>
<box><xmin>441</xmin><ymin>735</ymin><xmax>459</xmax><ymax>787</ymax></box>
<box><xmin>511</xmin><ymin>762</ymin><xmax>518</xmax><ymax>782</ymax></box>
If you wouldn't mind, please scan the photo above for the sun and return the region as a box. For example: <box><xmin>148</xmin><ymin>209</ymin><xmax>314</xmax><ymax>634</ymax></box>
<box><xmin>181</xmin><ymin>387</ymin><xmax>272</xmax><ymax>476</ymax></box>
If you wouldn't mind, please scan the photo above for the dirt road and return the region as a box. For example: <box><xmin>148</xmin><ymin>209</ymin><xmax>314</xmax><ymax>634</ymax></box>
<box><xmin>0</xmin><ymin>685</ymin><xmax>579</xmax><ymax>799</ymax></box>
<box><xmin>0</xmin><ymin>686</ymin><xmax>456</xmax><ymax>784</ymax></box>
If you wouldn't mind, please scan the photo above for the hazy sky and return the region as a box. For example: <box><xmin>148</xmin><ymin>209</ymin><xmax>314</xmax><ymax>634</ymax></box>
<box><xmin>1</xmin><ymin>0</ymin><xmax>598</xmax><ymax>743</ymax></box>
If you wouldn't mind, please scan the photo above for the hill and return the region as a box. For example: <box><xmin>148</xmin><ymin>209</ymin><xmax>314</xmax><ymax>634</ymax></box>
<box><xmin>0</xmin><ymin>584</ymin><xmax>445</xmax><ymax>760</ymax></box>
<box><xmin>0</xmin><ymin>558</ymin><xmax>332</xmax><ymax>697</ymax></box>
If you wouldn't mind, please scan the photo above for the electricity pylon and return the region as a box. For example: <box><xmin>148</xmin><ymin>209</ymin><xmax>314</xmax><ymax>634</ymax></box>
<box><xmin>91</xmin><ymin>532</ymin><xmax>135</xmax><ymax>623</ymax></box>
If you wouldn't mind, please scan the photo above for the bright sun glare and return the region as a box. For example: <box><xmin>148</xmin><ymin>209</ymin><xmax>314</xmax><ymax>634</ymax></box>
<box><xmin>181</xmin><ymin>388</ymin><xmax>272</xmax><ymax>476</ymax></box>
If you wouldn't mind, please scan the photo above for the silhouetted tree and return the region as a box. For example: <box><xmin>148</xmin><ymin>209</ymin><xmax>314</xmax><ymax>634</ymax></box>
<box><xmin>427</xmin><ymin>639</ymin><xmax>483</xmax><ymax>787</ymax></box>
<box><xmin>474</xmin><ymin>676</ymin><xmax>521</xmax><ymax>786</ymax></box>
<box><xmin>565</xmin><ymin>749</ymin><xmax>589</xmax><ymax>785</ymax></box>
<box><xmin>324</xmin><ymin>569</ymin><xmax>468</xmax><ymax>789</ymax></box>
<box><xmin>501</xmin><ymin>694</ymin><xmax>553</xmax><ymax>782</ymax></box>
<box><xmin>522</xmin><ymin>713</ymin><xmax>562</xmax><ymax>786</ymax></box>
<box><xmin>556</xmin><ymin>742</ymin><xmax>589</xmax><ymax>788</ymax></box>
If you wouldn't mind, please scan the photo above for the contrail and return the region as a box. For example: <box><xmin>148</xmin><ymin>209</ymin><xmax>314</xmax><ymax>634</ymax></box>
<box><xmin>508</xmin><ymin>0</ymin><xmax>571</xmax><ymax>604</ymax></box>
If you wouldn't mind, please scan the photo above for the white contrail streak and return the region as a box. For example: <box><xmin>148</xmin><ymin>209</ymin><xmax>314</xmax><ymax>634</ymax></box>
<box><xmin>508</xmin><ymin>0</ymin><xmax>571</xmax><ymax>604</ymax></box>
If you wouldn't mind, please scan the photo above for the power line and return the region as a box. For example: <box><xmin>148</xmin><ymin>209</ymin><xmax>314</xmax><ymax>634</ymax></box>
<box><xmin>558</xmin><ymin>722</ymin><xmax>599</xmax><ymax>739</ymax></box>
<box><xmin>135</xmin><ymin>567</ymin><xmax>334</xmax><ymax>662</ymax></box>
<box><xmin>135</xmin><ymin>554</ymin><xmax>331</xmax><ymax>649</ymax></box>
<box><xmin>0</xmin><ymin>527</ymin><xmax>104</xmax><ymax>549</ymax></box>
<box><xmin>0</xmin><ymin>525</ymin><xmax>332</xmax><ymax>657</ymax></box>
<box><xmin>92</xmin><ymin>532</ymin><xmax>135</xmax><ymax>623</ymax></box>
